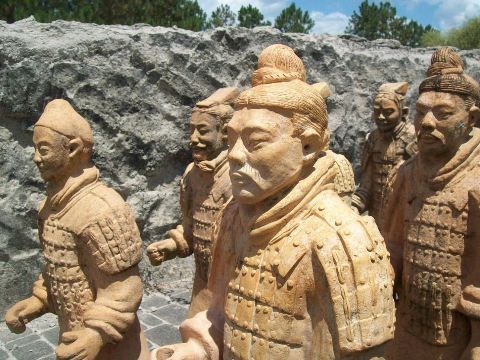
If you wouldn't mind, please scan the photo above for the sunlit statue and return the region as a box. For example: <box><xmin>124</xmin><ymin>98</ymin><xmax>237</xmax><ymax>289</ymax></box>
<box><xmin>252</xmin><ymin>43</ymin><xmax>356</xmax><ymax>201</ymax></box>
<box><xmin>5</xmin><ymin>100</ymin><xmax>148</xmax><ymax>360</ymax></box>
<box><xmin>384</xmin><ymin>48</ymin><xmax>480</xmax><ymax>359</ymax></box>
<box><xmin>147</xmin><ymin>87</ymin><xmax>238</xmax><ymax>317</ymax></box>
<box><xmin>352</xmin><ymin>82</ymin><xmax>416</xmax><ymax>223</ymax></box>
<box><xmin>150</xmin><ymin>45</ymin><xmax>395</xmax><ymax>360</ymax></box>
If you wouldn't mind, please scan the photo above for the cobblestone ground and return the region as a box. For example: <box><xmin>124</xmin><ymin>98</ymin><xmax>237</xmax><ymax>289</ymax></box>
<box><xmin>0</xmin><ymin>288</ymin><xmax>192</xmax><ymax>360</ymax></box>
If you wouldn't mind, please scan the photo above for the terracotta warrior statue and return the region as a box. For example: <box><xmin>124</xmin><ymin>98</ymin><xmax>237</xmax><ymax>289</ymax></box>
<box><xmin>151</xmin><ymin>47</ymin><xmax>395</xmax><ymax>360</ymax></box>
<box><xmin>4</xmin><ymin>100</ymin><xmax>148</xmax><ymax>360</ymax></box>
<box><xmin>253</xmin><ymin>43</ymin><xmax>356</xmax><ymax>201</ymax></box>
<box><xmin>147</xmin><ymin>87</ymin><xmax>238</xmax><ymax>317</ymax></box>
<box><xmin>352</xmin><ymin>82</ymin><xmax>416</xmax><ymax>223</ymax></box>
<box><xmin>383</xmin><ymin>48</ymin><xmax>480</xmax><ymax>359</ymax></box>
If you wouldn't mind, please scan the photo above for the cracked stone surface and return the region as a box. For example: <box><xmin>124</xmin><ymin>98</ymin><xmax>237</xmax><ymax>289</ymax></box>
<box><xmin>1</xmin><ymin>18</ymin><xmax>480</xmax><ymax>316</ymax></box>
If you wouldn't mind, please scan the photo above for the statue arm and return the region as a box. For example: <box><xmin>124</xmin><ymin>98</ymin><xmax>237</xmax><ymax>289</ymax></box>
<box><xmin>381</xmin><ymin>162</ymin><xmax>410</xmax><ymax>288</ymax></box>
<box><xmin>458</xmin><ymin>190</ymin><xmax>480</xmax><ymax>359</ymax></box>
<box><xmin>77</xmin><ymin>205</ymin><xmax>144</xmax><ymax>344</ymax></box>
<box><xmin>175</xmin><ymin>165</ymin><xmax>194</xmax><ymax>257</ymax></box>
<box><xmin>82</xmin><ymin>266</ymin><xmax>142</xmax><ymax>344</ymax></box>
<box><xmin>4</xmin><ymin>273</ymin><xmax>51</xmax><ymax>334</ymax></box>
<box><xmin>151</xmin><ymin>204</ymin><xmax>236</xmax><ymax>360</ymax></box>
<box><xmin>31</xmin><ymin>274</ymin><xmax>51</xmax><ymax>313</ymax></box>
<box><xmin>352</xmin><ymin>134</ymin><xmax>373</xmax><ymax>213</ymax></box>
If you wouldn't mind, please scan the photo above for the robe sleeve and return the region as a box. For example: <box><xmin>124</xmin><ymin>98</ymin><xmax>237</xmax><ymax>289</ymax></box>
<box><xmin>31</xmin><ymin>274</ymin><xmax>51</xmax><ymax>314</ymax></box>
<box><xmin>176</xmin><ymin>202</ymin><xmax>238</xmax><ymax>359</ymax></box>
<box><xmin>79</xmin><ymin>205</ymin><xmax>143</xmax><ymax>344</ymax></box>
<box><xmin>458</xmin><ymin>189</ymin><xmax>480</xmax><ymax>320</ymax></box>
<box><xmin>352</xmin><ymin>133</ymin><xmax>374</xmax><ymax>213</ymax></box>
<box><xmin>174</xmin><ymin>163</ymin><xmax>195</xmax><ymax>257</ymax></box>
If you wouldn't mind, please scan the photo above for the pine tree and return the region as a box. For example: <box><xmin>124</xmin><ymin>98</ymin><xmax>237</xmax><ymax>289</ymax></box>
<box><xmin>346</xmin><ymin>0</ymin><xmax>434</xmax><ymax>47</ymax></box>
<box><xmin>274</xmin><ymin>3</ymin><xmax>314</xmax><ymax>34</ymax></box>
<box><xmin>237</xmin><ymin>5</ymin><xmax>271</xmax><ymax>28</ymax></box>
<box><xmin>206</xmin><ymin>4</ymin><xmax>235</xmax><ymax>29</ymax></box>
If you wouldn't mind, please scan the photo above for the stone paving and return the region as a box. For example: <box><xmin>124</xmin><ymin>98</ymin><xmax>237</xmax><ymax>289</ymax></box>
<box><xmin>0</xmin><ymin>289</ymin><xmax>192</xmax><ymax>360</ymax></box>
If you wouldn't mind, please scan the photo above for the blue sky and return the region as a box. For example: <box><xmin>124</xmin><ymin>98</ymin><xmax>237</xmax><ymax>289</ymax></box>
<box><xmin>198</xmin><ymin>0</ymin><xmax>480</xmax><ymax>34</ymax></box>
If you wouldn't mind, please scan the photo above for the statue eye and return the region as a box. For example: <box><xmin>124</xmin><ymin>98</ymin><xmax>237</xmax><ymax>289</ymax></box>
<box><xmin>247</xmin><ymin>135</ymin><xmax>270</xmax><ymax>150</ymax></box>
<box><xmin>39</xmin><ymin>146</ymin><xmax>49</xmax><ymax>156</ymax></box>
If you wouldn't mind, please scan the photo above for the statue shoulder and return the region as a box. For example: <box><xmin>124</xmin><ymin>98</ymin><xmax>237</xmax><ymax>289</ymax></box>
<box><xmin>330</xmin><ymin>153</ymin><xmax>355</xmax><ymax>195</ymax></box>
<box><xmin>181</xmin><ymin>162</ymin><xmax>196</xmax><ymax>184</ymax></box>
<box><xmin>75</xmin><ymin>184</ymin><xmax>142</xmax><ymax>274</ymax></box>
<box><xmin>305</xmin><ymin>190</ymin><xmax>396</xmax><ymax>354</ymax></box>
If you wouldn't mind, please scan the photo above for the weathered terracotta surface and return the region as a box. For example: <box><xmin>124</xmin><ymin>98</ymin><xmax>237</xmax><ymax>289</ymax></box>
<box><xmin>147</xmin><ymin>88</ymin><xmax>238</xmax><ymax>317</ymax></box>
<box><xmin>4</xmin><ymin>100</ymin><xmax>148</xmax><ymax>360</ymax></box>
<box><xmin>383</xmin><ymin>48</ymin><xmax>480</xmax><ymax>360</ymax></box>
<box><xmin>253</xmin><ymin>44</ymin><xmax>355</xmax><ymax>201</ymax></box>
<box><xmin>151</xmin><ymin>45</ymin><xmax>395</xmax><ymax>360</ymax></box>
<box><xmin>352</xmin><ymin>82</ymin><xmax>416</xmax><ymax>222</ymax></box>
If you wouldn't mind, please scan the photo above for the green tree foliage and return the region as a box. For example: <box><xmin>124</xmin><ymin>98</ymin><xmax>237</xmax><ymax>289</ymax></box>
<box><xmin>0</xmin><ymin>0</ymin><xmax>207</xmax><ymax>31</ymax></box>
<box><xmin>237</xmin><ymin>5</ymin><xmax>271</xmax><ymax>28</ymax></box>
<box><xmin>421</xmin><ymin>16</ymin><xmax>480</xmax><ymax>50</ymax></box>
<box><xmin>206</xmin><ymin>4</ymin><xmax>235</xmax><ymax>29</ymax></box>
<box><xmin>346</xmin><ymin>0</ymin><xmax>434</xmax><ymax>47</ymax></box>
<box><xmin>274</xmin><ymin>3</ymin><xmax>314</xmax><ymax>34</ymax></box>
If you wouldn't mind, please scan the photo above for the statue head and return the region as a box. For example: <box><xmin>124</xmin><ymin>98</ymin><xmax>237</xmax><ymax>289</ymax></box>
<box><xmin>251</xmin><ymin>44</ymin><xmax>306</xmax><ymax>87</ymax></box>
<box><xmin>33</xmin><ymin>99</ymin><xmax>93</xmax><ymax>184</ymax></box>
<box><xmin>190</xmin><ymin>87</ymin><xmax>239</xmax><ymax>163</ymax></box>
<box><xmin>416</xmin><ymin>48</ymin><xmax>480</xmax><ymax>159</ymax></box>
<box><xmin>373</xmin><ymin>82</ymin><xmax>408</xmax><ymax>134</ymax></box>
<box><xmin>228</xmin><ymin>78</ymin><xmax>331</xmax><ymax>205</ymax></box>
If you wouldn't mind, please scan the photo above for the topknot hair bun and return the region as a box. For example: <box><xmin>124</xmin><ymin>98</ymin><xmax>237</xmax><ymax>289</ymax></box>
<box><xmin>251</xmin><ymin>44</ymin><xmax>306</xmax><ymax>87</ymax></box>
<box><xmin>427</xmin><ymin>47</ymin><xmax>464</xmax><ymax>77</ymax></box>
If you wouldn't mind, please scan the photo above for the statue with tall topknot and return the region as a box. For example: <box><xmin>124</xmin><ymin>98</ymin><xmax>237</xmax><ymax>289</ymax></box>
<box><xmin>253</xmin><ymin>44</ymin><xmax>356</xmax><ymax>202</ymax></box>
<box><xmin>4</xmin><ymin>100</ymin><xmax>148</xmax><ymax>359</ymax></box>
<box><xmin>352</xmin><ymin>81</ymin><xmax>416</xmax><ymax>225</ymax></box>
<box><xmin>150</xmin><ymin>44</ymin><xmax>395</xmax><ymax>360</ymax></box>
<box><xmin>383</xmin><ymin>48</ymin><xmax>480</xmax><ymax>360</ymax></box>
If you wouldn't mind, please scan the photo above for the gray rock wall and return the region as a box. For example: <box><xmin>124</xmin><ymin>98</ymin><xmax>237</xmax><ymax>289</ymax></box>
<box><xmin>1</xmin><ymin>18</ymin><xmax>480</xmax><ymax>317</ymax></box>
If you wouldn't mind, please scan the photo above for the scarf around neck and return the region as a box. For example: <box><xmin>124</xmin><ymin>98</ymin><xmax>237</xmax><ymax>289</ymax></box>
<box><xmin>246</xmin><ymin>152</ymin><xmax>338</xmax><ymax>245</ymax></box>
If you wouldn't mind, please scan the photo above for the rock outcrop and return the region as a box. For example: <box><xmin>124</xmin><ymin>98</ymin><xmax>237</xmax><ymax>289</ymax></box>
<box><xmin>1</xmin><ymin>18</ymin><xmax>480</xmax><ymax>316</ymax></box>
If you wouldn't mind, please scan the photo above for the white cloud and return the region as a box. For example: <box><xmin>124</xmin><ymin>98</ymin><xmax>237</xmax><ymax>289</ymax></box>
<box><xmin>197</xmin><ymin>0</ymin><xmax>288</xmax><ymax>20</ymax></box>
<box><xmin>311</xmin><ymin>11</ymin><xmax>349</xmax><ymax>35</ymax></box>
<box><xmin>405</xmin><ymin>0</ymin><xmax>480</xmax><ymax>29</ymax></box>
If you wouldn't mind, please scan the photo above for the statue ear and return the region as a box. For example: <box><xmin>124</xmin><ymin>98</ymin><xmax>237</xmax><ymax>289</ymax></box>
<box><xmin>402</xmin><ymin>106</ymin><xmax>409</xmax><ymax>119</ymax></box>
<box><xmin>68</xmin><ymin>138</ymin><xmax>84</xmax><ymax>160</ymax></box>
<box><xmin>299</xmin><ymin>128</ymin><xmax>322</xmax><ymax>165</ymax></box>
<box><xmin>468</xmin><ymin>105</ymin><xmax>480</xmax><ymax>128</ymax></box>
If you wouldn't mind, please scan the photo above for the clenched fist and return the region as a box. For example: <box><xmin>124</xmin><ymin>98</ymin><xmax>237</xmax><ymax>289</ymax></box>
<box><xmin>147</xmin><ymin>238</ymin><xmax>178</xmax><ymax>266</ymax></box>
<box><xmin>5</xmin><ymin>296</ymin><xmax>45</xmax><ymax>334</ymax></box>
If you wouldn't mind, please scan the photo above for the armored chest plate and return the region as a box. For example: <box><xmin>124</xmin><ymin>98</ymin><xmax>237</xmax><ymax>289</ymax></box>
<box><xmin>41</xmin><ymin>218</ymin><xmax>94</xmax><ymax>332</ymax></box>
<box><xmin>223</xmin><ymin>238</ymin><xmax>310</xmax><ymax>360</ymax></box>
<box><xmin>402</xmin><ymin>188</ymin><xmax>468</xmax><ymax>345</ymax></box>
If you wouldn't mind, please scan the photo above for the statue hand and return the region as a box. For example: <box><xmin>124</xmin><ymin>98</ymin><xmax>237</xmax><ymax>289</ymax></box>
<box><xmin>461</xmin><ymin>345</ymin><xmax>480</xmax><ymax>360</ymax></box>
<box><xmin>5</xmin><ymin>296</ymin><xmax>45</xmax><ymax>334</ymax></box>
<box><xmin>56</xmin><ymin>328</ymin><xmax>103</xmax><ymax>360</ymax></box>
<box><xmin>151</xmin><ymin>341</ymin><xmax>207</xmax><ymax>360</ymax></box>
<box><xmin>460</xmin><ymin>319</ymin><xmax>480</xmax><ymax>360</ymax></box>
<box><xmin>147</xmin><ymin>238</ymin><xmax>178</xmax><ymax>266</ymax></box>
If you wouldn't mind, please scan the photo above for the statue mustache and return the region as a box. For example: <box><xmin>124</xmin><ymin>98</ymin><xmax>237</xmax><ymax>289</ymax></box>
<box><xmin>231</xmin><ymin>163</ymin><xmax>262</xmax><ymax>181</ymax></box>
<box><xmin>418</xmin><ymin>130</ymin><xmax>444</xmax><ymax>142</ymax></box>
<box><xmin>190</xmin><ymin>142</ymin><xmax>207</xmax><ymax>149</ymax></box>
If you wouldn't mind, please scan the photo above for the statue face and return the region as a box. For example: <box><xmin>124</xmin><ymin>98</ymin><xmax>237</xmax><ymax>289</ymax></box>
<box><xmin>415</xmin><ymin>91</ymin><xmax>471</xmax><ymax>159</ymax></box>
<box><xmin>33</xmin><ymin>126</ymin><xmax>70</xmax><ymax>182</ymax></box>
<box><xmin>190</xmin><ymin>111</ymin><xmax>224</xmax><ymax>163</ymax></box>
<box><xmin>227</xmin><ymin>107</ymin><xmax>304</xmax><ymax>205</ymax></box>
<box><xmin>373</xmin><ymin>97</ymin><xmax>402</xmax><ymax>133</ymax></box>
